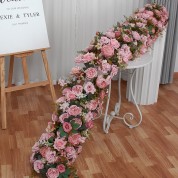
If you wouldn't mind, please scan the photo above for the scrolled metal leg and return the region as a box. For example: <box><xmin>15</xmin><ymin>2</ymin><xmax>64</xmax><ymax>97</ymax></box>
<box><xmin>122</xmin><ymin>69</ymin><xmax>142</xmax><ymax>128</ymax></box>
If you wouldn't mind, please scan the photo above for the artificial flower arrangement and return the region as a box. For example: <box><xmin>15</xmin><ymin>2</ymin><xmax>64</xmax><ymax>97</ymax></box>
<box><xmin>31</xmin><ymin>4</ymin><xmax>168</xmax><ymax>178</ymax></box>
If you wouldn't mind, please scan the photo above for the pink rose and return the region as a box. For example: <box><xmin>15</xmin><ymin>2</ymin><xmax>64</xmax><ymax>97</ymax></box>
<box><xmin>86</xmin><ymin>100</ymin><xmax>98</xmax><ymax>110</ymax></box>
<box><xmin>115</xmin><ymin>30</ymin><xmax>121</xmax><ymax>38</ymax></box>
<box><xmin>62</xmin><ymin>88</ymin><xmax>71</xmax><ymax>95</ymax></box>
<box><xmin>40</xmin><ymin>133</ymin><xmax>54</xmax><ymax>142</ymax></box>
<box><xmin>100</xmin><ymin>60</ymin><xmax>111</xmax><ymax>74</ymax></box>
<box><xmin>68</xmin><ymin>105</ymin><xmax>82</xmax><ymax>116</ymax></box>
<box><xmin>46</xmin><ymin>168</ymin><xmax>59</xmax><ymax>178</ymax></box>
<box><xmin>85</xmin><ymin>111</ymin><xmax>93</xmax><ymax>122</ymax></box>
<box><xmin>101</xmin><ymin>45</ymin><xmax>114</xmax><ymax>58</ymax></box>
<box><xmin>46</xmin><ymin>122</ymin><xmax>55</xmax><ymax>133</ymax></box>
<box><xmin>111</xmin><ymin>65</ymin><xmax>118</xmax><ymax>77</ymax></box>
<box><xmin>59</xmin><ymin>113</ymin><xmax>69</xmax><ymax>123</ymax></box>
<box><xmin>71</xmin><ymin>66</ymin><xmax>82</xmax><ymax>75</ymax></box>
<box><xmin>39</xmin><ymin>147</ymin><xmax>50</xmax><ymax>157</ymax></box>
<box><xmin>52</xmin><ymin>114</ymin><xmax>58</xmax><ymax>122</ymax></box>
<box><xmin>56</xmin><ymin>96</ymin><xmax>65</xmax><ymax>103</ymax></box>
<box><xmin>32</xmin><ymin>142</ymin><xmax>39</xmax><ymax>153</ymax></box>
<box><xmin>63</xmin><ymin>122</ymin><xmax>72</xmax><ymax>133</ymax></box>
<box><xmin>123</xmin><ymin>34</ymin><xmax>133</xmax><ymax>43</ymax></box>
<box><xmin>110</xmin><ymin>39</ymin><xmax>120</xmax><ymax>49</ymax></box>
<box><xmin>57</xmin><ymin>164</ymin><xmax>66</xmax><ymax>173</ymax></box>
<box><xmin>34</xmin><ymin>160</ymin><xmax>44</xmax><ymax>173</ymax></box>
<box><xmin>86</xmin><ymin>120</ymin><xmax>94</xmax><ymax>129</ymax></box>
<box><xmin>54</xmin><ymin>138</ymin><xmax>67</xmax><ymax>151</ymax></box>
<box><xmin>105</xmin><ymin>30</ymin><xmax>115</xmax><ymax>38</ymax></box>
<box><xmin>100</xmin><ymin>36</ymin><xmax>110</xmax><ymax>45</ymax></box>
<box><xmin>66</xmin><ymin>91</ymin><xmax>76</xmax><ymax>101</ymax></box>
<box><xmin>75</xmin><ymin>53</ymin><xmax>95</xmax><ymax>63</ymax></box>
<box><xmin>84</xmin><ymin>82</ymin><xmax>96</xmax><ymax>94</ymax></box>
<box><xmin>68</xmin><ymin>133</ymin><xmax>83</xmax><ymax>145</ymax></box>
<box><xmin>85</xmin><ymin>67</ymin><xmax>97</xmax><ymax>79</ymax></box>
<box><xmin>65</xmin><ymin>146</ymin><xmax>77</xmax><ymax>160</ymax></box>
<box><xmin>132</xmin><ymin>31</ymin><xmax>141</xmax><ymax>41</ymax></box>
<box><xmin>96</xmin><ymin>75</ymin><xmax>110</xmax><ymax>89</ymax></box>
<box><xmin>45</xmin><ymin>150</ymin><xmax>57</xmax><ymax>163</ymax></box>
<box><xmin>72</xmin><ymin>85</ymin><xmax>83</xmax><ymax>96</ymax></box>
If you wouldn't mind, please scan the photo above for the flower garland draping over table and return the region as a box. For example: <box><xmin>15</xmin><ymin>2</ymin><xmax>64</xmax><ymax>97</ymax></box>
<box><xmin>31</xmin><ymin>4</ymin><xmax>168</xmax><ymax>178</ymax></box>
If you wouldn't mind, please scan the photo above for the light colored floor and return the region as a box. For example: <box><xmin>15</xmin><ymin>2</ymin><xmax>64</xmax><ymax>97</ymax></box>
<box><xmin>0</xmin><ymin>79</ymin><xmax>178</xmax><ymax>178</ymax></box>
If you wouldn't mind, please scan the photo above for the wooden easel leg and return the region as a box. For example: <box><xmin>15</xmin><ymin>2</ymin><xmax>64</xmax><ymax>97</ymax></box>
<box><xmin>0</xmin><ymin>57</ymin><xmax>7</xmax><ymax>129</ymax></box>
<box><xmin>8</xmin><ymin>55</ymin><xmax>14</xmax><ymax>87</ymax></box>
<box><xmin>41</xmin><ymin>50</ymin><xmax>56</xmax><ymax>102</ymax></box>
<box><xmin>22</xmin><ymin>57</ymin><xmax>29</xmax><ymax>84</ymax></box>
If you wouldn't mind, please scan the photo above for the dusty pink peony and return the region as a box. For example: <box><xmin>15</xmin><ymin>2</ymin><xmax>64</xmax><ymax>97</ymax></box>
<box><xmin>72</xmin><ymin>85</ymin><xmax>83</xmax><ymax>95</ymax></box>
<box><xmin>111</xmin><ymin>65</ymin><xmax>118</xmax><ymax>77</ymax></box>
<box><xmin>86</xmin><ymin>99</ymin><xmax>98</xmax><ymax>110</ymax></box>
<box><xmin>56</xmin><ymin>164</ymin><xmax>66</xmax><ymax>173</ymax></box>
<box><xmin>132</xmin><ymin>31</ymin><xmax>141</xmax><ymax>41</ymax></box>
<box><xmin>100</xmin><ymin>36</ymin><xmax>110</xmax><ymax>45</ymax></box>
<box><xmin>85</xmin><ymin>67</ymin><xmax>97</xmax><ymax>79</ymax></box>
<box><xmin>45</xmin><ymin>150</ymin><xmax>57</xmax><ymax>163</ymax></box>
<box><xmin>100</xmin><ymin>60</ymin><xmax>111</xmax><ymax>74</ymax></box>
<box><xmin>68</xmin><ymin>133</ymin><xmax>83</xmax><ymax>146</ymax></box>
<box><xmin>63</xmin><ymin>122</ymin><xmax>72</xmax><ymax>133</ymax></box>
<box><xmin>123</xmin><ymin>34</ymin><xmax>133</xmax><ymax>43</ymax></box>
<box><xmin>101</xmin><ymin>45</ymin><xmax>114</xmax><ymax>58</ymax></box>
<box><xmin>110</xmin><ymin>39</ymin><xmax>120</xmax><ymax>49</ymax></box>
<box><xmin>34</xmin><ymin>160</ymin><xmax>44</xmax><ymax>173</ymax></box>
<box><xmin>105</xmin><ymin>30</ymin><xmax>115</xmax><ymax>38</ymax></box>
<box><xmin>66</xmin><ymin>91</ymin><xmax>76</xmax><ymax>101</ymax></box>
<box><xmin>59</xmin><ymin>113</ymin><xmax>69</xmax><ymax>123</ymax></box>
<box><xmin>96</xmin><ymin>75</ymin><xmax>111</xmax><ymax>89</ymax></box>
<box><xmin>71</xmin><ymin>66</ymin><xmax>82</xmax><ymax>75</ymax></box>
<box><xmin>86</xmin><ymin>120</ymin><xmax>94</xmax><ymax>129</ymax></box>
<box><xmin>56</xmin><ymin>96</ymin><xmax>65</xmax><ymax>103</ymax></box>
<box><xmin>54</xmin><ymin>138</ymin><xmax>67</xmax><ymax>151</ymax></box>
<box><xmin>84</xmin><ymin>82</ymin><xmax>96</xmax><ymax>94</ymax></box>
<box><xmin>65</xmin><ymin>146</ymin><xmax>77</xmax><ymax>160</ymax></box>
<box><xmin>39</xmin><ymin>147</ymin><xmax>50</xmax><ymax>157</ymax></box>
<box><xmin>75</xmin><ymin>53</ymin><xmax>95</xmax><ymax>63</ymax></box>
<box><xmin>68</xmin><ymin>105</ymin><xmax>82</xmax><ymax>116</ymax></box>
<box><xmin>62</xmin><ymin>88</ymin><xmax>71</xmax><ymax>96</ymax></box>
<box><xmin>46</xmin><ymin>168</ymin><xmax>59</xmax><ymax>178</ymax></box>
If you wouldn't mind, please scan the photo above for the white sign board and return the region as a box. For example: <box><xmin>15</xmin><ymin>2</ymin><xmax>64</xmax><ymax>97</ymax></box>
<box><xmin>0</xmin><ymin>0</ymin><xmax>50</xmax><ymax>56</ymax></box>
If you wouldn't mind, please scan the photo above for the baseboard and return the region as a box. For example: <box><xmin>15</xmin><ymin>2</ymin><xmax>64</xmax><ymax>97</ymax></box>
<box><xmin>174</xmin><ymin>72</ymin><xmax>178</xmax><ymax>79</ymax></box>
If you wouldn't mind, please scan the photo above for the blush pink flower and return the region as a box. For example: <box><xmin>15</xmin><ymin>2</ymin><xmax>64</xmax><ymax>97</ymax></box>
<box><xmin>71</xmin><ymin>66</ymin><xmax>82</xmax><ymax>75</ymax></box>
<box><xmin>46</xmin><ymin>168</ymin><xmax>59</xmax><ymax>178</ymax></box>
<box><xmin>105</xmin><ymin>30</ymin><xmax>115</xmax><ymax>38</ymax></box>
<box><xmin>100</xmin><ymin>36</ymin><xmax>110</xmax><ymax>45</ymax></box>
<box><xmin>118</xmin><ymin>44</ymin><xmax>133</xmax><ymax>62</ymax></box>
<box><xmin>52</xmin><ymin>114</ymin><xmax>58</xmax><ymax>122</ymax></box>
<box><xmin>56</xmin><ymin>96</ymin><xmax>65</xmax><ymax>103</ymax></box>
<box><xmin>68</xmin><ymin>133</ymin><xmax>83</xmax><ymax>146</ymax></box>
<box><xmin>123</xmin><ymin>34</ymin><xmax>133</xmax><ymax>43</ymax></box>
<box><xmin>86</xmin><ymin>120</ymin><xmax>94</xmax><ymax>129</ymax></box>
<box><xmin>86</xmin><ymin>100</ymin><xmax>98</xmax><ymax>110</ymax></box>
<box><xmin>45</xmin><ymin>150</ymin><xmax>57</xmax><ymax>163</ymax></box>
<box><xmin>65</xmin><ymin>146</ymin><xmax>77</xmax><ymax>160</ymax></box>
<box><xmin>111</xmin><ymin>65</ymin><xmax>118</xmax><ymax>77</ymax></box>
<box><xmin>110</xmin><ymin>39</ymin><xmax>120</xmax><ymax>49</ymax></box>
<box><xmin>85</xmin><ymin>67</ymin><xmax>97</xmax><ymax>79</ymax></box>
<box><xmin>46</xmin><ymin>122</ymin><xmax>55</xmax><ymax>133</ymax></box>
<box><xmin>115</xmin><ymin>30</ymin><xmax>121</xmax><ymax>38</ymax></box>
<box><xmin>34</xmin><ymin>160</ymin><xmax>44</xmax><ymax>173</ymax></box>
<box><xmin>56</xmin><ymin>164</ymin><xmax>66</xmax><ymax>173</ymax></box>
<box><xmin>66</xmin><ymin>91</ymin><xmax>76</xmax><ymax>101</ymax></box>
<box><xmin>100</xmin><ymin>60</ymin><xmax>111</xmax><ymax>74</ymax></box>
<box><xmin>75</xmin><ymin>53</ymin><xmax>95</xmax><ymax>63</ymax></box>
<box><xmin>62</xmin><ymin>88</ymin><xmax>71</xmax><ymax>96</ymax></box>
<box><xmin>59</xmin><ymin>113</ymin><xmax>69</xmax><ymax>123</ymax></box>
<box><xmin>84</xmin><ymin>82</ymin><xmax>96</xmax><ymax>94</ymax></box>
<box><xmin>132</xmin><ymin>31</ymin><xmax>141</xmax><ymax>41</ymax></box>
<box><xmin>54</xmin><ymin>138</ymin><xmax>67</xmax><ymax>151</ymax></box>
<box><xmin>63</xmin><ymin>122</ymin><xmax>72</xmax><ymax>133</ymax></box>
<box><xmin>101</xmin><ymin>45</ymin><xmax>114</xmax><ymax>58</ymax></box>
<box><xmin>72</xmin><ymin>85</ymin><xmax>83</xmax><ymax>95</ymax></box>
<box><xmin>96</xmin><ymin>75</ymin><xmax>110</xmax><ymax>89</ymax></box>
<box><xmin>68</xmin><ymin>105</ymin><xmax>82</xmax><ymax>116</ymax></box>
<box><xmin>40</xmin><ymin>147</ymin><xmax>50</xmax><ymax>157</ymax></box>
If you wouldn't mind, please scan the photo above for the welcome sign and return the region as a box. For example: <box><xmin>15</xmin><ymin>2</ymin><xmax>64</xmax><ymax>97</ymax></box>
<box><xmin>0</xmin><ymin>0</ymin><xmax>50</xmax><ymax>56</ymax></box>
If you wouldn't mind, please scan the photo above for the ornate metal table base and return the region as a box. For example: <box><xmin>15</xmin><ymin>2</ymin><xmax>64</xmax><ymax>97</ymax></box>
<box><xmin>103</xmin><ymin>69</ymin><xmax>142</xmax><ymax>134</ymax></box>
